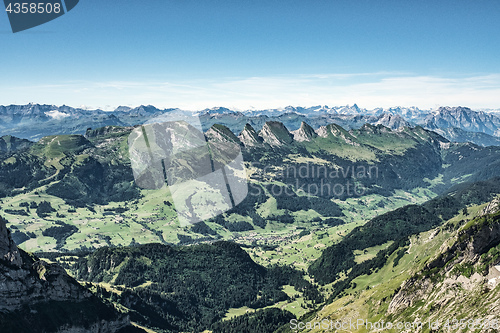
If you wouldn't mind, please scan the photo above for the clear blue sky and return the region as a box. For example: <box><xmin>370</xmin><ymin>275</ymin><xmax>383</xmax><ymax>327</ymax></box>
<box><xmin>1</xmin><ymin>0</ymin><xmax>500</xmax><ymax>110</ymax></box>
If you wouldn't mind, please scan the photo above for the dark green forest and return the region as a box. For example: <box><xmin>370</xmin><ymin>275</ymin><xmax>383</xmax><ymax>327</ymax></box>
<box><xmin>72</xmin><ymin>241</ymin><xmax>321</xmax><ymax>332</ymax></box>
<box><xmin>309</xmin><ymin>177</ymin><xmax>500</xmax><ymax>285</ymax></box>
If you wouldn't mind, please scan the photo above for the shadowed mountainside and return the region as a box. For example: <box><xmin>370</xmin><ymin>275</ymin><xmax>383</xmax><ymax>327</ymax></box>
<box><xmin>0</xmin><ymin>215</ymin><xmax>144</xmax><ymax>333</ymax></box>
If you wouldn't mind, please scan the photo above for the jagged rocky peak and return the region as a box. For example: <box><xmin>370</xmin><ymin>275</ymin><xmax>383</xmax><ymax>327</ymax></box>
<box><xmin>205</xmin><ymin>124</ymin><xmax>240</xmax><ymax>144</ymax></box>
<box><xmin>292</xmin><ymin>121</ymin><xmax>317</xmax><ymax>142</ymax></box>
<box><xmin>238</xmin><ymin>123</ymin><xmax>263</xmax><ymax>146</ymax></box>
<box><xmin>0</xmin><ymin>103</ymin><xmax>53</xmax><ymax>119</ymax></box>
<box><xmin>0</xmin><ymin>215</ymin><xmax>86</xmax><ymax>311</ymax></box>
<box><xmin>372</xmin><ymin>113</ymin><xmax>411</xmax><ymax>130</ymax></box>
<box><xmin>259</xmin><ymin>121</ymin><xmax>294</xmax><ymax>146</ymax></box>
<box><xmin>438</xmin><ymin>105</ymin><xmax>473</xmax><ymax>114</ymax></box>
<box><xmin>0</xmin><ymin>216</ymin><xmax>22</xmax><ymax>267</ymax></box>
<box><xmin>113</xmin><ymin>105</ymin><xmax>132</xmax><ymax>112</ymax></box>
<box><xmin>316</xmin><ymin>123</ymin><xmax>346</xmax><ymax>138</ymax></box>
<box><xmin>482</xmin><ymin>196</ymin><xmax>500</xmax><ymax>215</ymax></box>
<box><xmin>334</xmin><ymin>103</ymin><xmax>362</xmax><ymax>114</ymax></box>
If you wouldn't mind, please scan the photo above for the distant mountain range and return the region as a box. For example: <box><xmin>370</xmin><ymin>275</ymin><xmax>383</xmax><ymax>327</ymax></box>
<box><xmin>1</xmin><ymin>103</ymin><xmax>500</xmax><ymax>146</ymax></box>
<box><xmin>423</xmin><ymin>106</ymin><xmax>500</xmax><ymax>136</ymax></box>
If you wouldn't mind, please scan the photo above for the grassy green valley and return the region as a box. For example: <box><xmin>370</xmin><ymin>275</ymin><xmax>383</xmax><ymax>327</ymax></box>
<box><xmin>277</xmin><ymin>195</ymin><xmax>500</xmax><ymax>333</ymax></box>
<box><xmin>3</xmin><ymin>123</ymin><xmax>500</xmax><ymax>254</ymax></box>
<box><xmin>2</xmin><ymin>121</ymin><xmax>500</xmax><ymax>332</ymax></box>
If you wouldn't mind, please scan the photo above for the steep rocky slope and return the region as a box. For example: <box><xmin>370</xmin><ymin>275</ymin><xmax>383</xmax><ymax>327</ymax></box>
<box><xmin>283</xmin><ymin>194</ymin><xmax>500</xmax><ymax>333</ymax></box>
<box><xmin>291</xmin><ymin>121</ymin><xmax>317</xmax><ymax>142</ymax></box>
<box><xmin>259</xmin><ymin>121</ymin><xmax>294</xmax><ymax>146</ymax></box>
<box><xmin>0</xmin><ymin>216</ymin><xmax>143</xmax><ymax>333</ymax></box>
<box><xmin>238</xmin><ymin>123</ymin><xmax>264</xmax><ymax>146</ymax></box>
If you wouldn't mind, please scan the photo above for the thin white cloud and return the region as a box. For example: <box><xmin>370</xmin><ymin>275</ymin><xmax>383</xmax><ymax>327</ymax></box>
<box><xmin>44</xmin><ymin>110</ymin><xmax>70</xmax><ymax>120</ymax></box>
<box><xmin>1</xmin><ymin>73</ymin><xmax>500</xmax><ymax>111</ymax></box>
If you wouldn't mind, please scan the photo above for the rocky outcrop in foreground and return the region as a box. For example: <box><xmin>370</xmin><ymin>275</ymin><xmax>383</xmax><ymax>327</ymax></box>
<box><xmin>388</xmin><ymin>199</ymin><xmax>500</xmax><ymax>321</ymax></box>
<box><xmin>0</xmin><ymin>215</ymin><xmax>143</xmax><ymax>333</ymax></box>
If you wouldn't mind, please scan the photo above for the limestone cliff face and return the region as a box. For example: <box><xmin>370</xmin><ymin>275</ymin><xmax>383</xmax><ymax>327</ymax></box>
<box><xmin>482</xmin><ymin>197</ymin><xmax>500</xmax><ymax>215</ymax></box>
<box><xmin>291</xmin><ymin>122</ymin><xmax>317</xmax><ymax>142</ymax></box>
<box><xmin>205</xmin><ymin>123</ymin><xmax>240</xmax><ymax>144</ymax></box>
<box><xmin>0</xmin><ymin>216</ymin><xmax>139</xmax><ymax>333</ymax></box>
<box><xmin>0</xmin><ymin>216</ymin><xmax>22</xmax><ymax>268</ymax></box>
<box><xmin>0</xmin><ymin>255</ymin><xmax>92</xmax><ymax>311</ymax></box>
<box><xmin>259</xmin><ymin>121</ymin><xmax>294</xmax><ymax>146</ymax></box>
<box><xmin>316</xmin><ymin>123</ymin><xmax>349</xmax><ymax>138</ymax></box>
<box><xmin>238</xmin><ymin>123</ymin><xmax>263</xmax><ymax>146</ymax></box>
<box><xmin>1</xmin><ymin>216</ymin><xmax>92</xmax><ymax>312</ymax></box>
